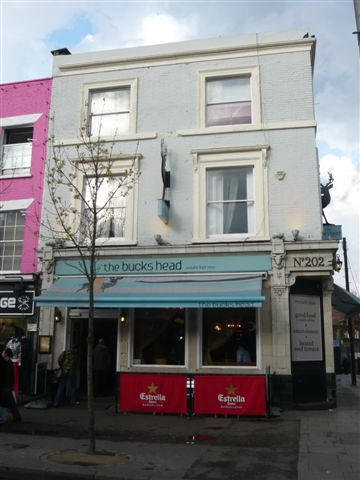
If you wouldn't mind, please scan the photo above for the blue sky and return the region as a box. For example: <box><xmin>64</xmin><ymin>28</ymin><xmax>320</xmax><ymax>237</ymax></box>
<box><xmin>1</xmin><ymin>0</ymin><xmax>359</xmax><ymax>291</ymax></box>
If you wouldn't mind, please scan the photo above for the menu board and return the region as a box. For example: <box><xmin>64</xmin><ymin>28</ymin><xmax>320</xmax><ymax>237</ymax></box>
<box><xmin>290</xmin><ymin>295</ymin><xmax>323</xmax><ymax>362</ymax></box>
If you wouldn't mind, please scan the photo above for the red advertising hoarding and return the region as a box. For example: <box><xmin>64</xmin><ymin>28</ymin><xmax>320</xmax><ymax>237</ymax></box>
<box><xmin>194</xmin><ymin>375</ymin><xmax>266</xmax><ymax>416</ymax></box>
<box><xmin>119</xmin><ymin>374</ymin><xmax>187</xmax><ymax>414</ymax></box>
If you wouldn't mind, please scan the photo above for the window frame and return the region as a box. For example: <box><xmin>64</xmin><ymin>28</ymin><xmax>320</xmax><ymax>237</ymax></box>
<box><xmin>198</xmin><ymin>307</ymin><xmax>261</xmax><ymax>370</ymax></box>
<box><xmin>0</xmin><ymin>125</ymin><xmax>33</xmax><ymax>177</ymax></box>
<box><xmin>81</xmin><ymin>79</ymin><xmax>138</xmax><ymax>139</ymax></box>
<box><xmin>193</xmin><ymin>147</ymin><xmax>269</xmax><ymax>243</ymax></box>
<box><xmin>198</xmin><ymin>66</ymin><xmax>261</xmax><ymax>130</ymax></box>
<box><xmin>129</xmin><ymin>308</ymin><xmax>189</xmax><ymax>369</ymax></box>
<box><xmin>71</xmin><ymin>156</ymin><xmax>139</xmax><ymax>246</ymax></box>
<box><xmin>0</xmin><ymin>209</ymin><xmax>26</xmax><ymax>273</ymax></box>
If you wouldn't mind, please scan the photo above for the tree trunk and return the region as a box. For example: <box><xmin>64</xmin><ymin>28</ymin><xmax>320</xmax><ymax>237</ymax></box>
<box><xmin>87</xmin><ymin>275</ymin><xmax>95</xmax><ymax>453</ymax></box>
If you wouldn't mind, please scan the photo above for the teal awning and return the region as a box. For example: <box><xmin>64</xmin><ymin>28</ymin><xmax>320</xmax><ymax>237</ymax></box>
<box><xmin>332</xmin><ymin>284</ymin><xmax>360</xmax><ymax>316</ymax></box>
<box><xmin>35</xmin><ymin>274</ymin><xmax>265</xmax><ymax>309</ymax></box>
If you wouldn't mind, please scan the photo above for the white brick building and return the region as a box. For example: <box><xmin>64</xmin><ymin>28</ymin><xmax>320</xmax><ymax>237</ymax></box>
<box><xmin>37</xmin><ymin>30</ymin><xmax>339</xmax><ymax>410</ymax></box>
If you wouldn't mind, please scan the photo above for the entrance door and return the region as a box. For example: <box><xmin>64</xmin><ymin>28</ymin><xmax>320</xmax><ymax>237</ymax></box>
<box><xmin>290</xmin><ymin>279</ymin><xmax>327</xmax><ymax>404</ymax></box>
<box><xmin>71</xmin><ymin>316</ymin><xmax>118</xmax><ymax>397</ymax></box>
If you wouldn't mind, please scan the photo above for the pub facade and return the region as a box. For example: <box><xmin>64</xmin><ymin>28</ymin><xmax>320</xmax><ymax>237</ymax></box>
<box><xmin>36</xmin><ymin>30</ymin><xmax>339</xmax><ymax>411</ymax></box>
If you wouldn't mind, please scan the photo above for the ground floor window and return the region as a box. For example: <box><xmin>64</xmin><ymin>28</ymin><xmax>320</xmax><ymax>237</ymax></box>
<box><xmin>133</xmin><ymin>308</ymin><xmax>185</xmax><ymax>366</ymax></box>
<box><xmin>202</xmin><ymin>308</ymin><xmax>257</xmax><ymax>366</ymax></box>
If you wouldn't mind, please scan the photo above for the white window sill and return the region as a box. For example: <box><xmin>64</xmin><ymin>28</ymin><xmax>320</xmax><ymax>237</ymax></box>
<box><xmin>0</xmin><ymin>270</ymin><xmax>21</xmax><ymax>275</ymax></box>
<box><xmin>54</xmin><ymin>131</ymin><xmax>157</xmax><ymax>147</ymax></box>
<box><xmin>61</xmin><ymin>239</ymin><xmax>137</xmax><ymax>248</ymax></box>
<box><xmin>95</xmin><ymin>239</ymin><xmax>137</xmax><ymax>247</ymax></box>
<box><xmin>192</xmin><ymin>235</ymin><xmax>270</xmax><ymax>243</ymax></box>
<box><xmin>199</xmin><ymin>365</ymin><xmax>260</xmax><ymax>371</ymax></box>
<box><xmin>0</xmin><ymin>174</ymin><xmax>32</xmax><ymax>180</ymax></box>
<box><xmin>178</xmin><ymin>120</ymin><xmax>316</xmax><ymax>136</ymax></box>
<box><xmin>130</xmin><ymin>364</ymin><xmax>187</xmax><ymax>368</ymax></box>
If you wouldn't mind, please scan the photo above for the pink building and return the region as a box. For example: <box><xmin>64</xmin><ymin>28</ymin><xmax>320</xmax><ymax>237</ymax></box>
<box><xmin>0</xmin><ymin>78</ymin><xmax>52</xmax><ymax>365</ymax></box>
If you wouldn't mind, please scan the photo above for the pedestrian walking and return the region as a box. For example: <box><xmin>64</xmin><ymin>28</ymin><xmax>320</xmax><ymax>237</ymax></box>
<box><xmin>342</xmin><ymin>356</ymin><xmax>350</xmax><ymax>375</ymax></box>
<box><xmin>53</xmin><ymin>347</ymin><xmax>77</xmax><ymax>406</ymax></box>
<box><xmin>93</xmin><ymin>338</ymin><xmax>111</xmax><ymax>396</ymax></box>
<box><xmin>0</xmin><ymin>348</ymin><xmax>22</xmax><ymax>422</ymax></box>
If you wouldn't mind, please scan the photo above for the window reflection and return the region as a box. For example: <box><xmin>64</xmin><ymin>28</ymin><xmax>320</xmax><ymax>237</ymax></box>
<box><xmin>202</xmin><ymin>308</ymin><xmax>256</xmax><ymax>366</ymax></box>
<box><xmin>133</xmin><ymin>309</ymin><xmax>185</xmax><ymax>365</ymax></box>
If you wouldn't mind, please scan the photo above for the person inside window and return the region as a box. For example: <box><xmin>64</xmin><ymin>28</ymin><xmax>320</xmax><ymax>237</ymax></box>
<box><xmin>236</xmin><ymin>343</ymin><xmax>251</xmax><ymax>363</ymax></box>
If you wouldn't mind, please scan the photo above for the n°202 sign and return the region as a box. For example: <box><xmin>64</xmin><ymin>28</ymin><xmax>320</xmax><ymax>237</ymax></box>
<box><xmin>0</xmin><ymin>291</ymin><xmax>34</xmax><ymax>315</ymax></box>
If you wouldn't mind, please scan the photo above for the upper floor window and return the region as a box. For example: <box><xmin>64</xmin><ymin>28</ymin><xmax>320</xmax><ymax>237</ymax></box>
<box><xmin>83</xmin><ymin>79</ymin><xmax>137</xmax><ymax>138</ymax></box>
<box><xmin>89</xmin><ymin>88</ymin><xmax>130</xmax><ymax>137</ymax></box>
<box><xmin>1</xmin><ymin>126</ymin><xmax>33</xmax><ymax>176</ymax></box>
<box><xmin>74</xmin><ymin>157</ymin><xmax>138</xmax><ymax>245</ymax></box>
<box><xmin>193</xmin><ymin>147</ymin><xmax>269</xmax><ymax>243</ymax></box>
<box><xmin>0</xmin><ymin>210</ymin><xmax>25</xmax><ymax>271</ymax></box>
<box><xmin>83</xmin><ymin>175</ymin><xmax>128</xmax><ymax>240</ymax></box>
<box><xmin>206</xmin><ymin>77</ymin><xmax>251</xmax><ymax>127</ymax></box>
<box><xmin>207</xmin><ymin>166</ymin><xmax>254</xmax><ymax>236</ymax></box>
<box><xmin>199</xmin><ymin>67</ymin><xmax>260</xmax><ymax>129</ymax></box>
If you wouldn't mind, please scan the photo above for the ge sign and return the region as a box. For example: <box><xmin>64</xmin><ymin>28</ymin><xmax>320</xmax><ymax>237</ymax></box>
<box><xmin>0</xmin><ymin>291</ymin><xmax>34</xmax><ymax>315</ymax></box>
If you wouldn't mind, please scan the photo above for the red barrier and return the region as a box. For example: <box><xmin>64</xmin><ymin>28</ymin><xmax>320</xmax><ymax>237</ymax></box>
<box><xmin>119</xmin><ymin>374</ymin><xmax>187</xmax><ymax>414</ymax></box>
<box><xmin>194</xmin><ymin>375</ymin><xmax>266</xmax><ymax>416</ymax></box>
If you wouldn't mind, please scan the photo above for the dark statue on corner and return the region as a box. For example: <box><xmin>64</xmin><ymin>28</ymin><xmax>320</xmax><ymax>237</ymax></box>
<box><xmin>320</xmin><ymin>172</ymin><xmax>334</xmax><ymax>225</ymax></box>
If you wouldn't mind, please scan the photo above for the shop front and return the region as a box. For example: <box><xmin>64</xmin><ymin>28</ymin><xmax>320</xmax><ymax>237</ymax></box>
<box><xmin>0</xmin><ymin>277</ymin><xmax>37</xmax><ymax>396</ymax></box>
<box><xmin>36</xmin><ymin>238</ymin><xmax>338</xmax><ymax>412</ymax></box>
<box><xmin>36</xmin><ymin>253</ymin><xmax>271</xmax><ymax>416</ymax></box>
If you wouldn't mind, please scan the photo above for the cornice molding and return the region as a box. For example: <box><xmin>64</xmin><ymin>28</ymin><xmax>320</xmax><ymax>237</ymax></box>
<box><xmin>55</xmin><ymin>39</ymin><xmax>314</xmax><ymax>77</ymax></box>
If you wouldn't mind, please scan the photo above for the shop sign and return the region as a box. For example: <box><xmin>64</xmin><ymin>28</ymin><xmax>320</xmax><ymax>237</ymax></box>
<box><xmin>290</xmin><ymin>295</ymin><xmax>323</xmax><ymax>362</ymax></box>
<box><xmin>119</xmin><ymin>374</ymin><xmax>187</xmax><ymax>414</ymax></box>
<box><xmin>56</xmin><ymin>254</ymin><xmax>271</xmax><ymax>276</ymax></box>
<box><xmin>193</xmin><ymin>375</ymin><xmax>266</xmax><ymax>416</ymax></box>
<box><xmin>286</xmin><ymin>252</ymin><xmax>333</xmax><ymax>271</ymax></box>
<box><xmin>0</xmin><ymin>291</ymin><xmax>34</xmax><ymax>316</ymax></box>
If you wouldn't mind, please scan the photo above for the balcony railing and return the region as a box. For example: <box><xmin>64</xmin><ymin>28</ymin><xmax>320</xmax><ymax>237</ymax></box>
<box><xmin>1</xmin><ymin>142</ymin><xmax>32</xmax><ymax>176</ymax></box>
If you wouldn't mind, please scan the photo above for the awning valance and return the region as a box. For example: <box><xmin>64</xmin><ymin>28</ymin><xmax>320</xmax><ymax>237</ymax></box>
<box><xmin>332</xmin><ymin>284</ymin><xmax>360</xmax><ymax>316</ymax></box>
<box><xmin>35</xmin><ymin>274</ymin><xmax>265</xmax><ymax>309</ymax></box>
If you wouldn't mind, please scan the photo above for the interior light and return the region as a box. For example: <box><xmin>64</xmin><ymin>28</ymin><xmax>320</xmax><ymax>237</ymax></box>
<box><xmin>54</xmin><ymin>308</ymin><xmax>63</xmax><ymax>324</ymax></box>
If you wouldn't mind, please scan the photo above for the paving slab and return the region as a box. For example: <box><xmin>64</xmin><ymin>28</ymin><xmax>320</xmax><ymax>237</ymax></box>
<box><xmin>0</xmin><ymin>374</ymin><xmax>358</xmax><ymax>479</ymax></box>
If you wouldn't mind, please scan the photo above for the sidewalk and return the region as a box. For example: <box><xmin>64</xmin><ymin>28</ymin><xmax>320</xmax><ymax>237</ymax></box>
<box><xmin>295</xmin><ymin>375</ymin><xmax>360</xmax><ymax>480</ymax></box>
<box><xmin>0</xmin><ymin>375</ymin><xmax>358</xmax><ymax>480</ymax></box>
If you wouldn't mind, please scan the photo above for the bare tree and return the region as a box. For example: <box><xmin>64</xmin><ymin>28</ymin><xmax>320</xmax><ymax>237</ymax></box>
<box><xmin>44</xmin><ymin>123</ymin><xmax>138</xmax><ymax>453</ymax></box>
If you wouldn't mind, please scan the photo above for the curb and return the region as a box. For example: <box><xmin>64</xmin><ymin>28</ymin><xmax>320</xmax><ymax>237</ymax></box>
<box><xmin>0</xmin><ymin>466</ymin><xmax>139</xmax><ymax>480</ymax></box>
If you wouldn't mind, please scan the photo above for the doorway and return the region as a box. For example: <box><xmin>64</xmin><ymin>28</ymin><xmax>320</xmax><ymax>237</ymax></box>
<box><xmin>290</xmin><ymin>279</ymin><xmax>327</xmax><ymax>404</ymax></box>
<box><xmin>71</xmin><ymin>314</ymin><xmax>118</xmax><ymax>397</ymax></box>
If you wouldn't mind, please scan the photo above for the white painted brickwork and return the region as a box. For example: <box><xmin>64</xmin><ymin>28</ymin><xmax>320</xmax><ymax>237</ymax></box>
<box><xmin>46</xmin><ymin>33</ymin><xmax>322</xmax><ymax>247</ymax></box>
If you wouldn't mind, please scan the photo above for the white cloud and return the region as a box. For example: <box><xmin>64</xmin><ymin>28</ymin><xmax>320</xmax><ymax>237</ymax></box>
<box><xmin>1</xmin><ymin>2</ymin><xmax>81</xmax><ymax>81</ymax></box>
<box><xmin>320</xmin><ymin>154</ymin><xmax>360</xmax><ymax>292</ymax></box>
<box><xmin>320</xmin><ymin>154</ymin><xmax>359</xmax><ymax>216</ymax></box>
<box><xmin>316</xmin><ymin>82</ymin><xmax>359</xmax><ymax>157</ymax></box>
<box><xmin>129</xmin><ymin>13</ymin><xmax>197</xmax><ymax>47</ymax></box>
<box><xmin>76</xmin><ymin>12</ymin><xmax>197</xmax><ymax>52</ymax></box>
